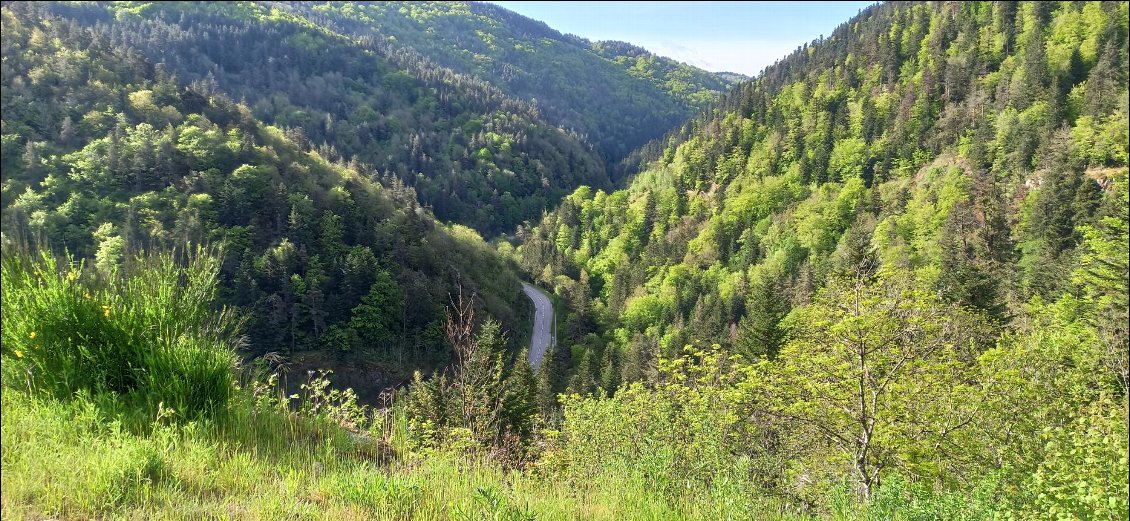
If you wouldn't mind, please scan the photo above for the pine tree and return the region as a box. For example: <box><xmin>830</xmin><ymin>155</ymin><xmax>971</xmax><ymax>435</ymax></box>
<box><xmin>735</xmin><ymin>277</ymin><xmax>790</xmax><ymax>360</ymax></box>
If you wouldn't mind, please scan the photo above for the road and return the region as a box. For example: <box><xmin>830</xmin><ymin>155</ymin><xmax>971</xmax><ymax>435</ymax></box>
<box><xmin>520</xmin><ymin>282</ymin><xmax>554</xmax><ymax>369</ymax></box>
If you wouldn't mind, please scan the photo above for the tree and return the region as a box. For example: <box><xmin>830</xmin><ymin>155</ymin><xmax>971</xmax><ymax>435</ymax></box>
<box><xmin>93</xmin><ymin>222</ymin><xmax>124</xmax><ymax>275</ymax></box>
<box><xmin>734</xmin><ymin>276</ymin><xmax>790</xmax><ymax>360</ymax></box>
<box><xmin>404</xmin><ymin>291</ymin><xmax>537</xmax><ymax>453</ymax></box>
<box><xmin>768</xmin><ymin>269</ymin><xmax>989</xmax><ymax>499</ymax></box>
<box><xmin>349</xmin><ymin>270</ymin><xmax>403</xmax><ymax>346</ymax></box>
<box><xmin>621</xmin><ymin>331</ymin><xmax>658</xmax><ymax>384</ymax></box>
<box><xmin>1074</xmin><ymin>177</ymin><xmax>1129</xmax><ymax>393</ymax></box>
<box><xmin>59</xmin><ymin>116</ymin><xmax>76</xmax><ymax>146</ymax></box>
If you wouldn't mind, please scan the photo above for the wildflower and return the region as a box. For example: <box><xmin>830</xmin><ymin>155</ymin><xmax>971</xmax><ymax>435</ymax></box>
<box><xmin>102</xmin><ymin>305</ymin><xmax>111</xmax><ymax>317</ymax></box>
<box><xmin>14</xmin><ymin>350</ymin><xmax>23</xmax><ymax>358</ymax></box>
<box><xmin>29</xmin><ymin>331</ymin><xmax>36</xmax><ymax>340</ymax></box>
<box><xmin>84</xmin><ymin>292</ymin><xmax>91</xmax><ymax>299</ymax></box>
<box><xmin>66</xmin><ymin>271</ymin><xmax>77</xmax><ymax>282</ymax></box>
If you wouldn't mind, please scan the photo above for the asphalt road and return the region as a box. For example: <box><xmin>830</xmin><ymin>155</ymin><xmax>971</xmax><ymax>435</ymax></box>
<box><xmin>520</xmin><ymin>282</ymin><xmax>553</xmax><ymax>369</ymax></box>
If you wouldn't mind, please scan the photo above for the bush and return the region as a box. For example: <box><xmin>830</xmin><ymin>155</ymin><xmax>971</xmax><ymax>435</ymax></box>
<box><xmin>1</xmin><ymin>248</ymin><xmax>240</xmax><ymax>420</ymax></box>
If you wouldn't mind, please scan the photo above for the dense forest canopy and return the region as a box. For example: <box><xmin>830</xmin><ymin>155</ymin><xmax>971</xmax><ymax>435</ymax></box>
<box><xmin>0</xmin><ymin>2</ymin><xmax>535</xmax><ymax>399</ymax></box>
<box><xmin>5</xmin><ymin>1</ymin><xmax>735</xmax><ymax>236</ymax></box>
<box><xmin>514</xmin><ymin>0</ymin><xmax>1128</xmax><ymax>509</ymax></box>
<box><xmin>10</xmin><ymin>1</ymin><xmax>610</xmax><ymax>235</ymax></box>
<box><xmin>280</xmin><ymin>1</ymin><xmax>738</xmax><ymax>165</ymax></box>
<box><xmin>1</xmin><ymin>1</ymin><xmax>1127</xmax><ymax>518</ymax></box>
<box><xmin>520</xmin><ymin>0</ymin><xmax>1128</xmax><ymax>387</ymax></box>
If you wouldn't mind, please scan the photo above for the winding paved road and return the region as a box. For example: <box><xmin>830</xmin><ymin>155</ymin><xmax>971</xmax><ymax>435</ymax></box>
<box><xmin>521</xmin><ymin>282</ymin><xmax>554</xmax><ymax>369</ymax></box>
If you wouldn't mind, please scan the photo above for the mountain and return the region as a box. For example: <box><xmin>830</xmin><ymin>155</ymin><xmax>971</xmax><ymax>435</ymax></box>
<box><xmin>517</xmin><ymin>0</ymin><xmax>1128</xmax><ymax>394</ymax></box>
<box><xmin>283</xmin><ymin>1</ymin><xmax>738</xmax><ymax>165</ymax></box>
<box><xmin>15</xmin><ymin>1</ymin><xmax>735</xmax><ymax>236</ymax></box>
<box><xmin>508</xmin><ymin>1</ymin><xmax>1127</xmax><ymax>511</ymax></box>
<box><xmin>0</xmin><ymin>2</ymin><xmax>533</xmax><ymax>399</ymax></box>
<box><xmin>0</xmin><ymin>0</ymin><xmax>734</xmax><ymax>394</ymax></box>
<box><xmin>13</xmin><ymin>1</ymin><xmax>616</xmax><ymax>235</ymax></box>
<box><xmin>2</xmin><ymin>1</ymin><xmax>1127</xmax><ymax>518</ymax></box>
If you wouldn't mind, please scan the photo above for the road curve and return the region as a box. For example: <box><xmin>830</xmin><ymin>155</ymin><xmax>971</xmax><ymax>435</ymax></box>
<box><xmin>520</xmin><ymin>282</ymin><xmax>554</xmax><ymax>369</ymax></box>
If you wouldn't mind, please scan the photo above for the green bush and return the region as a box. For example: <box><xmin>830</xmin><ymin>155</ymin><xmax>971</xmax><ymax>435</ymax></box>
<box><xmin>1</xmin><ymin>249</ymin><xmax>239</xmax><ymax>420</ymax></box>
<box><xmin>1007</xmin><ymin>398</ymin><xmax>1130</xmax><ymax>520</ymax></box>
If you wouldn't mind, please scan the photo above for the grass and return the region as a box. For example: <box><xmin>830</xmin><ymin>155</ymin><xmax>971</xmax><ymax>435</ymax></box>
<box><xmin>1</xmin><ymin>388</ymin><xmax>815</xmax><ymax>520</ymax></box>
<box><xmin>0</xmin><ymin>248</ymin><xmax>794</xmax><ymax>520</ymax></box>
<box><xmin>1</xmin><ymin>250</ymin><xmax>238</xmax><ymax>422</ymax></box>
<box><xmin>0</xmin><ymin>249</ymin><xmax>1008</xmax><ymax>519</ymax></box>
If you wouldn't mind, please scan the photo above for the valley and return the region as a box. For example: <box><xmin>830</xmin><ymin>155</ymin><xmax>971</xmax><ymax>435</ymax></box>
<box><xmin>1</xmin><ymin>1</ymin><xmax>1127</xmax><ymax>519</ymax></box>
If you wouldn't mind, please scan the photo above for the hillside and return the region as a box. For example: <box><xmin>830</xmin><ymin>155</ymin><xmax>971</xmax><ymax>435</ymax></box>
<box><xmin>513</xmin><ymin>0</ymin><xmax>1128</xmax><ymax>511</ymax></box>
<box><xmin>1</xmin><ymin>1</ymin><xmax>1128</xmax><ymax>519</ymax></box>
<box><xmin>27</xmin><ymin>1</ymin><xmax>611</xmax><ymax>234</ymax></box>
<box><xmin>14</xmin><ymin>1</ymin><xmax>736</xmax><ymax>235</ymax></box>
<box><xmin>519</xmin><ymin>0</ymin><xmax>1128</xmax><ymax>386</ymax></box>
<box><xmin>284</xmin><ymin>1</ymin><xmax>737</xmax><ymax>164</ymax></box>
<box><xmin>0</xmin><ymin>2</ymin><xmax>530</xmax><ymax>399</ymax></box>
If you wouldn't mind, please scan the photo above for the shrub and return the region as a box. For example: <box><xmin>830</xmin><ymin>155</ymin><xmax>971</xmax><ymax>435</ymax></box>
<box><xmin>1</xmin><ymin>248</ymin><xmax>240</xmax><ymax>420</ymax></box>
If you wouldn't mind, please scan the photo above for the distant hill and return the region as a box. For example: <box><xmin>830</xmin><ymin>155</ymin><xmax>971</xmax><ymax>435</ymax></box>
<box><xmin>283</xmin><ymin>1</ymin><xmax>738</xmax><ymax>164</ymax></box>
<box><xmin>518</xmin><ymin>0</ymin><xmax>1129</xmax><ymax>385</ymax></box>
<box><xmin>0</xmin><ymin>2</ymin><xmax>534</xmax><ymax>398</ymax></box>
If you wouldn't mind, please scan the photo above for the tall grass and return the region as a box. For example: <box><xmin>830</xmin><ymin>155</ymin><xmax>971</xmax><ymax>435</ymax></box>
<box><xmin>0</xmin><ymin>248</ymin><xmax>1004</xmax><ymax>519</ymax></box>
<box><xmin>0</xmin><ymin>249</ymin><xmax>239</xmax><ymax>421</ymax></box>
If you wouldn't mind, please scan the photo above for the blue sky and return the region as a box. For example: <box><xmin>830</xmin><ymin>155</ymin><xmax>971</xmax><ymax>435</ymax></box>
<box><xmin>489</xmin><ymin>1</ymin><xmax>876</xmax><ymax>77</ymax></box>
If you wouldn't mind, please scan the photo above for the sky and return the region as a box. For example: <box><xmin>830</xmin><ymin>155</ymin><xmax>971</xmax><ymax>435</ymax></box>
<box><xmin>489</xmin><ymin>1</ymin><xmax>876</xmax><ymax>77</ymax></box>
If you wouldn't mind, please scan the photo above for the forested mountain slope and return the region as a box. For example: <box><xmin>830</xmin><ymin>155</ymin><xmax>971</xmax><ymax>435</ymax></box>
<box><xmin>1</xmin><ymin>1</ymin><xmax>1128</xmax><ymax>517</ymax></box>
<box><xmin>0</xmin><ymin>3</ymin><xmax>530</xmax><ymax>398</ymax></box>
<box><xmin>23</xmin><ymin>1</ymin><xmax>612</xmax><ymax>234</ymax></box>
<box><xmin>508</xmin><ymin>2</ymin><xmax>1128</xmax><ymax>511</ymax></box>
<box><xmin>517</xmin><ymin>0</ymin><xmax>1128</xmax><ymax>394</ymax></box>
<box><xmin>282</xmin><ymin>1</ymin><xmax>737</xmax><ymax>164</ymax></box>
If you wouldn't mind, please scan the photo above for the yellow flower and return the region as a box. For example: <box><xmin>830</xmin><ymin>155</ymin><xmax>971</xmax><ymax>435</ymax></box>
<box><xmin>66</xmin><ymin>272</ymin><xmax>77</xmax><ymax>282</ymax></box>
<box><xmin>84</xmin><ymin>292</ymin><xmax>91</xmax><ymax>299</ymax></box>
<box><xmin>29</xmin><ymin>331</ymin><xmax>36</xmax><ymax>340</ymax></box>
<box><xmin>102</xmin><ymin>305</ymin><xmax>111</xmax><ymax>317</ymax></box>
<box><xmin>14</xmin><ymin>350</ymin><xmax>23</xmax><ymax>358</ymax></box>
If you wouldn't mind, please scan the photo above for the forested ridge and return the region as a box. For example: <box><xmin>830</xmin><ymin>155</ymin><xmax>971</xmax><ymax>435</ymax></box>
<box><xmin>512</xmin><ymin>0</ymin><xmax>1129</xmax><ymax>512</ymax></box>
<box><xmin>521</xmin><ymin>0</ymin><xmax>1127</xmax><ymax>393</ymax></box>
<box><xmin>1</xmin><ymin>1</ymin><xmax>1128</xmax><ymax>518</ymax></box>
<box><xmin>7</xmin><ymin>1</ymin><xmax>735</xmax><ymax>235</ymax></box>
<box><xmin>15</xmin><ymin>1</ymin><xmax>613</xmax><ymax>235</ymax></box>
<box><xmin>0</xmin><ymin>2</ymin><xmax>532</xmax><ymax>399</ymax></box>
<box><xmin>280</xmin><ymin>1</ymin><xmax>738</xmax><ymax>165</ymax></box>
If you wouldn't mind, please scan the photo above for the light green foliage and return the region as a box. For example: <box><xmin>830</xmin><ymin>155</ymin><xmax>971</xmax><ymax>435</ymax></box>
<box><xmin>0</xmin><ymin>3</ymin><xmax>532</xmax><ymax>394</ymax></box>
<box><xmin>1074</xmin><ymin>175</ymin><xmax>1130</xmax><ymax>393</ymax></box>
<box><xmin>1012</xmin><ymin>399</ymin><xmax>1129</xmax><ymax>520</ymax></box>
<box><xmin>770</xmin><ymin>270</ymin><xmax>990</xmax><ymax>499</ymax></box>
<box><xmin>0</xmin><ymin>249</ymin><xmax>239</xmax><ymax>421</ymax></box>
<box><xmin>2</xmin><ymin>0</ymin><xmax>1129</xmax><ymax>518</ymax></box>
<box><xmin>547</xmin><ymin>345</ymin><xmax>785</xmax><ymax>515</ymax></box>
<box><xmin>404</xmin><ymin>296</ymin><xmax>537</xmax><ymax>458</ymax></box>
<box><xmin>93</xmin><ymin>222</ymin><xmax>125</xmax><ymax>274</ymax></box>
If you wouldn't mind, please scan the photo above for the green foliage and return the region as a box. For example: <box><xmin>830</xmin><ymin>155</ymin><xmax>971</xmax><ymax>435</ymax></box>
<box><xmin>1010</xmin><ymin>399</ymin><xmax>1129</xmax><ymax>520</ymax></box>
<box><xmin>511</xmin><ymin>2</ymin><xmax>1127</xmax><ymax>514</ymax></box>
<box><xmin>296</xmin><ymin>1</ymin><xmax>736</xmax><ymax>165</ymax></box>
<box><xmin>2</xmin><ymin>1</ymin><xmax>1129</xmax><ymax>518</ymax></box>
<box><xmin>770</xmin><ymin>269</ymin><xmax>990</xmax><ymax>500</ymax></box>
<box><xmin>515</xmin><ymin>0</ymin><xmax>1126</xmax><ymax>422</ymax></box>
<box><xmin>0</xmin><ymin>3</ymin><xmax>531</xmax><ymax>395</ymax></box>
<box><xmin>0</xmin><ymin>249</ymin><xmax>238</xmax><ymax>421</ymax></box>
<box><xmin>1074</xmin><ymin>176</ymin><xmax>1130</xmax><ymax>393</ymax></box>
<box><xmin>22</xmin><ymin>0</ymin><xmax>615</xmax><ymax>234</ymax></box>
<box><xmin>404</xmin><ymin>295</ymin><xmax>538</xmax><ymax>459</ymax></box>
<box><xmin>351</xmin><ymin>270</ymin><xmax>405</xmax><ymax>346</ymax></box>
<box><xmin>548</xmin><ymin>345</ymin><xmax>778</xmax><ymax>510</ymax></box>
